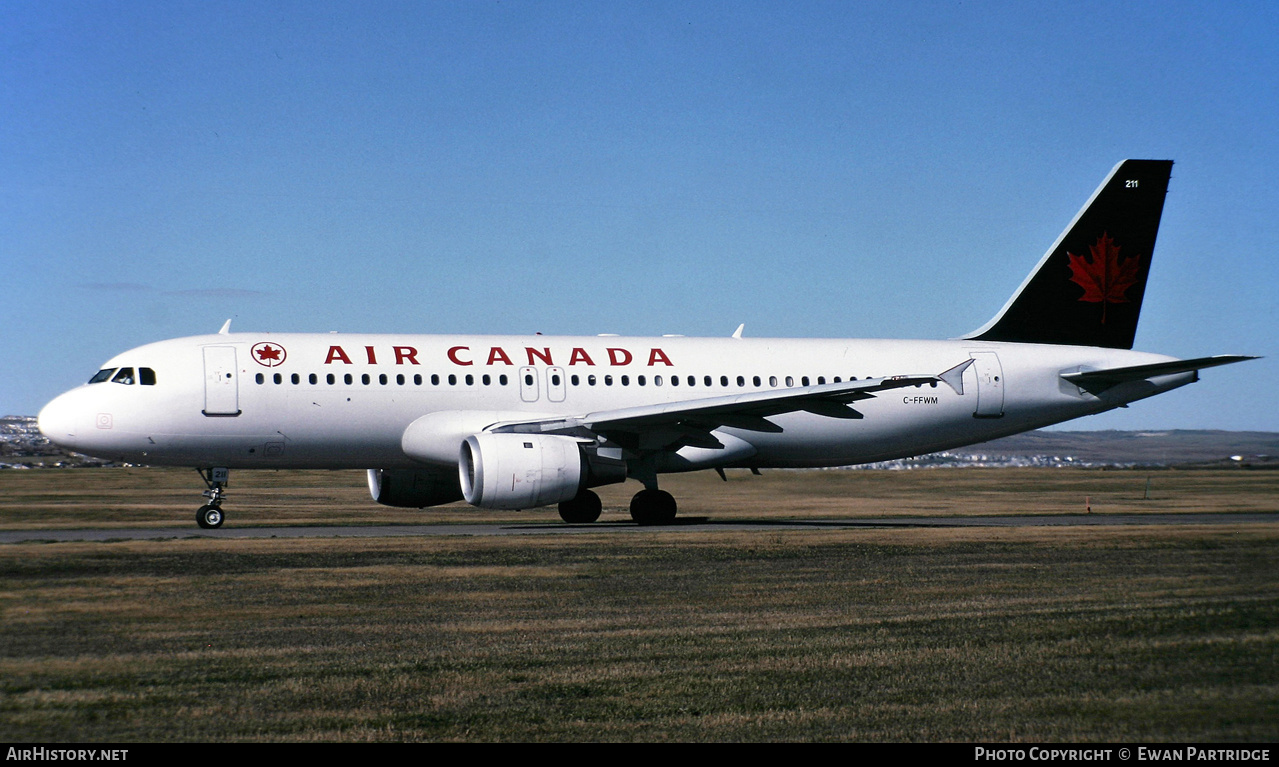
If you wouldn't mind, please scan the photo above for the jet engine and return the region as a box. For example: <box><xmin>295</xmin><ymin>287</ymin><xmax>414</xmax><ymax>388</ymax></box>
<box><xmin>459</xmin><ymin>432</ymin><xmax>587</xmax><ymax>509</ymax></box>
<box><xmin>367</xmin><ymin>467</ymin><xmax>464</xmax><ymax>508</ymax></box>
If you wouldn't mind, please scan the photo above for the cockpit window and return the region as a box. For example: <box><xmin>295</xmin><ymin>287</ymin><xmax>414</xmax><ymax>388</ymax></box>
<box><xmin>111</xmin><ymin>368</ymin><xmax>136</xmax><ymax>385</ymax></box>
<box><xmin>140</xmin><ymin>367</ymin><xmax>156</xmax><ymax>385</ymax></box>
<box><xmin>89</xmin><ymin>368</ymin><xmax>117</xmax><ymax>384</ymax></box>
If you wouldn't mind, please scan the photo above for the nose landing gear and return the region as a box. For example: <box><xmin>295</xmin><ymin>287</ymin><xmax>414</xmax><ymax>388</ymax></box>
<box><xmin>197</xmin><ymin>504</ymin><xmax>224</xmax><ymax>529</ymax></box>
<box><xmin>196</xmin><ymin>468</ymin><xmax>229</xmax><ymax>529</ymax></box>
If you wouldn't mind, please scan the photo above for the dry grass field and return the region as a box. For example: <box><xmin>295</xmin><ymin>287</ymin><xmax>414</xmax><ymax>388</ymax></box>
<box><xmin>1</xmin><ymin>467</ymin><xmax>1277</xmax><ymax>741</ymax></box>
<box><xmin>2</xmin><ymin>465</ymin><xmax>1277</xmax><ymax>528</ymax></box>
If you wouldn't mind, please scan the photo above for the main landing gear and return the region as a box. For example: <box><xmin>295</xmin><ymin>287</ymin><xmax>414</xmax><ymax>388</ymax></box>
<box><xmin>556</xmin><ymin>486</ymin><xmax>680</xmax><ymax>525</ymax></box>
<box><xmin>629</xmin><ymin>488</ymin><xmax>677</xmax><ymax>526</ymax></box>
<box><xmin>627</xmin><ymin>464</ymin><xmax>677</xmax><ymax>525</ymax></box>
<box><xmin>558</xmin><ymin>489</ymin><xmax>603</xmax><ymax>523</ymax></box>
<box><xmin>196</xmin><ymin>467</ymin><xmax>229</xmax><ymax>529</ymax></box>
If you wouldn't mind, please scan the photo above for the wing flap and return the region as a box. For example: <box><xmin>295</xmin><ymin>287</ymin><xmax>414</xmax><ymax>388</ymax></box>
<box><xmin>489</xmin><ymin>360</ymin><xmax>974</xmax><ymax>443</ymax></box>
<box><xmin>800</xmin><ymin>401</ymin><xmax>865</xmax><ymax>419</ymax></box>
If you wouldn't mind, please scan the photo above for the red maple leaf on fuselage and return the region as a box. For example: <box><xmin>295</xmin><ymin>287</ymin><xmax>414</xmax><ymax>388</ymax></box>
<box><xmin>256</xmin><ymin>345</ymin><xmax>282</xmax><ymax>362</ymax></box>
<box><xmin>1066</xmin><ymin>232</ymin><xmax>1141</xmax><ymax>323</ymax></box>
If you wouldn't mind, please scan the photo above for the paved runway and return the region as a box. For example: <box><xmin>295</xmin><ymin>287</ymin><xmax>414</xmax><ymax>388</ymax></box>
<box><xmin>2</xmin><ymin>512</ymin><xmax>1275</xmax><ymax>543</ymax></box>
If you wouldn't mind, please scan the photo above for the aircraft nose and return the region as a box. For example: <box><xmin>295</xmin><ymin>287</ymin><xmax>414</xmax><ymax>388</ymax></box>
<box><xmin>37</xmin><ymin>391</ymin><xmax>82</xmax><ymax>450</ymax></box>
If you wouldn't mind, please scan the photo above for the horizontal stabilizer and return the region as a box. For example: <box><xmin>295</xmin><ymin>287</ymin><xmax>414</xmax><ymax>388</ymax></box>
<box><xmin>1062</xmin><ymin>355</ymin><xmax>1257</xmax><ymax>394</ymax></box>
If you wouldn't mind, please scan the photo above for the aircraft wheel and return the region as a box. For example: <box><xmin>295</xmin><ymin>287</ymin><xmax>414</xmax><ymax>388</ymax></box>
<box><xmin>558</xmin><ymin>489</ymin><xmax>602</xmax><ymax>523</ymax></box>
<box><xmin>629</xmin><ymin>489</ymin><xmax>677</xmax><ymax>526</ymax></box>
<box><xmin>196</xmin><ymin>504</ymin><xmax>224</xmax><ymax>529</ymax></box>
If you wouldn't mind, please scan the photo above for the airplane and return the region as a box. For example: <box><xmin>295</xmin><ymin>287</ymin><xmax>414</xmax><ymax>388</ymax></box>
<box><xmin>37</xmin><ymin>160</ymin><xmax>1255</xmax><ymax>528</ymax></box>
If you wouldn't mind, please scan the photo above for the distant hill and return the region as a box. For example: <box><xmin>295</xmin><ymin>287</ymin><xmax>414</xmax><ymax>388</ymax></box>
<box><xmin>1</xmin><ymin>415</ymin><xmax>120</xmax><ymax>467</ymax></box>
<box><xmin>954</xmin><ymin>430</ymin><xmax>1279</xmax><ymax>467</ymax></box>
<box><xmin>3</xmin><ymin>415</ymin><xmax>1276</xmax><ymax>469</ymax></box>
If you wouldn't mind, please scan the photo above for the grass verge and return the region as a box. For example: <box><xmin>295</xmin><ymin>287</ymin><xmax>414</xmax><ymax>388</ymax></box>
<box><xmin>2</xmin><ymin>524</ymin><xmax>1276</xmax><ymax>741</ymax></box>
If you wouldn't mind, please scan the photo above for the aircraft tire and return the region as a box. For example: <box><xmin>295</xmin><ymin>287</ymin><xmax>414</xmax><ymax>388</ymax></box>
<box><xmin>196</xmin><ymin>504</ymin><xmax>224</xmax><ymax>529</ymax></box>
<box><xmin>629</xmin><ymin>489</ymin><xmax>677</xmax><ymax>526</ymax></box>
<box><xmin>558</xmin><ymin>489</ymin><xmax>602</xmax><ymax>523</ymax></box>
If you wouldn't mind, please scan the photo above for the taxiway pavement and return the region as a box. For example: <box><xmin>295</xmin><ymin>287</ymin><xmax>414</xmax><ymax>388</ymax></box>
<box><xmin>2</xmin><ymin>512</ymin><xmax>1275</xmax><ymax>543</ymax></box>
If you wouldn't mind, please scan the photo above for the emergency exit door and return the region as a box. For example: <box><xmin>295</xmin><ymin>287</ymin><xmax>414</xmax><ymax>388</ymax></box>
<box><xmin>519</xmin><ymin>366</ymin><xmax>539</xmax><ymax>402</ymax></box>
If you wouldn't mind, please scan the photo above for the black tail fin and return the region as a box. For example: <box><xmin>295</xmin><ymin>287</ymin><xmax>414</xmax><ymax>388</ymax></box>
<box><xmin>966</xmin><ymin>159</ymin><xmax>1173</xmax><ymax>349</ymax></box>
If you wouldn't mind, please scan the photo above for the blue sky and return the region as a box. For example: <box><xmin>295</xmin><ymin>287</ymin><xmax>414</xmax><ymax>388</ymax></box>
<box><xmin>4</xmin><ymin>1</ymin><xmax>1276</xmax><ymax>430</ymax></box>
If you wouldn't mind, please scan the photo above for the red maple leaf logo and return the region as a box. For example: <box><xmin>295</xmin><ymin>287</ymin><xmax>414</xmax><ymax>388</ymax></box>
<box><xmin>251</xmin><ymin>342</ymin><xmax>286</xmax><ymax>367</ymax></box>
<box><xmin>1066</xmin><ymin>233</ymin><xmax>1141</xmax><ymax>323</ymax></box>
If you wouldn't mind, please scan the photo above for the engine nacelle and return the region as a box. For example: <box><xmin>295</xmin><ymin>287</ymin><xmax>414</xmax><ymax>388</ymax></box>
<box><xmin>367</xmin><ymin>467</ymin><xmax>464</xmax><ymax>508</ymax></box>
<box><xmin>459</xmin><ymin>433</ymin><xmax>586</xmax><ymax>509</ymax></box>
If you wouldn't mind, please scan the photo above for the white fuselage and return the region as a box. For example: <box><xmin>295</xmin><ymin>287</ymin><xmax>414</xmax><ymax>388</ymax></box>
<box><xmin>37</xmin><ymin>332</ymin><xmax>1192</xmax><ymax>472</ymax></box>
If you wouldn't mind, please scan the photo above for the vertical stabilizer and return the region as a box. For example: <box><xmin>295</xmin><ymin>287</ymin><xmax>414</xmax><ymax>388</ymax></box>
<box><xmin>965</xmin><ymin>159</ymin><xmax>1173</xmax><ymax>349</ymax></box>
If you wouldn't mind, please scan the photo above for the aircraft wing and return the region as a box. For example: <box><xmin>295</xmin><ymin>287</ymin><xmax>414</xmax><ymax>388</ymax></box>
<box><xmin>487</xmin><ymin>360</ymin><xmax>974</xmax><ymax>449</ymax></box>
<box><xmin>1061</xmin><ymin>355</ymin><xmax>1258</xmax><ymax>394</ymax></box>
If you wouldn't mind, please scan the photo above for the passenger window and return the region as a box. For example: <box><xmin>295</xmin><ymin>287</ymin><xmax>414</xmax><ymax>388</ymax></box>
<box><xmin>499</xmin><ymin>374</ymin><xmax>508</xmax><ymax>386</ymax></box>
<box><xmin>291</xmin><ymin>373</ymin><xmax>300</xmax><ymax>385</ymax></box>
<box><xmin>89</xmin><ymin>368</ymin><xmax>117</xmax><ymax>384</ymax></box>
<box><xmin>413</xmin><ymin>374</ymin><xmax>422</xmax><ymax>385</ymax></box>
<box><xmin>621</xmin><ymin>375</ymin><xmax>630</xmax><ymax>386</ymax></box>
<box><xmin>255</xmin><ymin>373</ymin><xmax>264</xmax><ymax>384</ymax></box>
<box><xmin>327</xmin><ymin>373</ymin><xmax>336</xmax><ymax>385</ymax></box>
<box><xmin>274</xmin><ymin>373</ymin><xmax>283</xmax><ymax>384</ymax></box>
<box><xmin>817</xmin><ymin>376</ymin><xmax>826</xmax><ymax>385</ymax></box>
<box><xmin>588</xmin><ymin>375</ymin><xmax>597</xmax><ymax>386</ymax></box>
<box><xmin>570</xmin><ymin>375</ymin><xmax>579</xmax><ymax>386</ymax></box>
<box><xmin>361</xmin><ymin>374</ymin><xmax>370</xmax><ymax>385</ymax></box>
<box><xmin>449</xmin><ymin>374</ymin><xmax>458</xmax><ymax>385</ymax></box>
<box><xmin>140</xmin><ymin>368</ymin><xmax>157</xmax><ymax>386</ymax></box>
<box><xmin>605</xmin><ymin>375</ymin><xmax>613</xmax><ymax>386</ymax></box>
<box><xmin>397</xmin><ymin>374</ymin><xmax>405</xmax><ymax>385</ymax></box>
<box><xmin>752</xmin><ymin>376</ymin><xmax>761</xmax><ymax>387</ymax></box>
<box><xmin>111</xmin><ymin>368</ymin><xmax>135</xmax><ymax>385</ymax></box>
<box><xmin>637</xmin><ymin>375</ymin><xmax>646</xmax><ymax>386</ymax></box>
<box><xmin>720</xmin><ymin>376</ymin><xmax>728</xmax><ymax>387</ymax></box>
<box><xmin>483</xmin><ymin>374</ymin><xmax>492</xmax><ymax>386</ymax></box>
<box><xmin>769</xmin><ymin>376</ymin><xmax>778</xmax><ymax>387</ymax></box>
<box><xmin>344</xmin><ymin>374</ymin><xmax>353</xmax><ymax>385</ymax></box>
<box><xmin>802</xmin><ymin>376</ymin><xmax>810</xmax><ymax>386</ymax></box>
<box><xmin>379</xmin><ymin>374</ymin><xmax>388</xmax><ymax>385</ymax></box>
<box><xmin>465</xmin><ymin>374</ymin><xmax>474</xmax><ymax>385</ymax></box>
<box><xmin>785</xmin><ymin>376</ymin><xmax>793</xmax><ymax>387</ymax></box>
